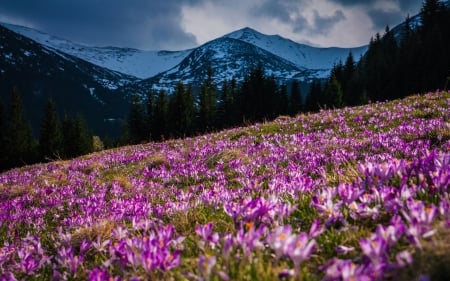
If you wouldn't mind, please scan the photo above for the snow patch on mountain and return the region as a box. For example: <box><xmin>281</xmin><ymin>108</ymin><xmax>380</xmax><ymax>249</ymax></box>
<box><xmin>225</xmin><ymin>27</ymin><xmax>367</xmax><ymax>71</ymax></box>
<box><xmin>0</xmin><ymin>22</ymin><xmax>192</xmax><ymax>79</ymax></box>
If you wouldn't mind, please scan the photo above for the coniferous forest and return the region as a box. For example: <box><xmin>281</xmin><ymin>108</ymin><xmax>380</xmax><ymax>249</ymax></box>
<box><xmin>1</xmin><ymin>0</ymin><xmax>449</xmax><ymax>172</ymax></box>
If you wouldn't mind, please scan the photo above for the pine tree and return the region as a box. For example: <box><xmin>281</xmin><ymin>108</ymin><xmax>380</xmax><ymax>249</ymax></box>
<box><xmin>61</xmin><ymin>113</ymin><xmax>76</xmax><ymax>158</ymax></box>
<box><xmin>127</xmin><ymin>94</ymin><xmax>146</xmax><ymax>144</ymax></box>
<box><xmin>168</xmin><ymin>82</ymin><xmax>195</xmax><ymax>137</ymax></box>
<box><xmin>61</xmin><ymin>114</ymin><xmax>92</xmax><ymax>158</ymax></box>
<box><xmin>343</xmin><ymin>52</ymin><xmax>356</xmax><ymax>105</ymax></box>
<box><xmin>277</xmin><ymin>84</ymin><xmax>289</xmax><ymax>116</ymax></box>
<box><xmin>305</xmin><ymin>79</ymin><xmax>323</xmax><ymax>112</ymax></box>
<box><xmin>289</xmin><ymin>80</ymin><xmax>302</xmax><ymax>115</ymax></box>
<box><xmin>217</xmin><ymin>80</ymin><xmax>230</xmax><ymax>128</ymax></box>
<box><xmin>152</xmin><ymin>90</ymin><xmax>168</xmax><ymax>141</ymax></box>
<box><xmin>4</xmin><ymin>87</ymin><xmax>37</xmax><ymax>168</ymax></box>
<box><xmin>146</xmin><ymin>91</ymin><xmax>154</xmax><ymax>140</ymax></box>
<box><xmin>199</xmin><ymin>67</ymin><xmax>217</xmax><ymax>131</ymax></box>
<box><xmin>324</xmin><ymin>75</ymin><xmax>344</xmax><ymax>108</ymax></box>
<box><xmin>0</xmin><ymin>97</ymin><xmax>6</xmax><ymax>170</ymax></box>
<box><xmin>39</xmin><ymin>98</ymin><xmax>62</xmax><ymax>161</ymax></box>
<box><xmin>73</xmin><ymin>114</ymin><xmax>93</xmax><ymax>156</ymax></box>
<box><xmin>182</xmin><ymin>85</ymin><xmax>195</xmax><ymax>135</ymax></box>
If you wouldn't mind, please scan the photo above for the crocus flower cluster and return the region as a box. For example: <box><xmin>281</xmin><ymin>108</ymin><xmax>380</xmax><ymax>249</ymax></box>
<box><xmin>0</xmin><ymin>91</ymin><xmax>449</xmax><ymax>280</ymax></box>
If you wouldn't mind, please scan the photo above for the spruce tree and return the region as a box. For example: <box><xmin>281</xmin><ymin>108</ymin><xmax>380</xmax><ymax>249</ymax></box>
<box><xmin>289</xmin><ymin>80</ymin><xmax>302</xmax><ymax>116</ymax></box>
<box><xmin>152</xmin><ymin>90</ymin><xmax>168</xmax><ymax>141</ymax></box>
<box><xmin>305</xmin><ymin>79</ymin><xmax>322</xmax><ymax>112</ymax></box>
<box><xmin>324</xmin><ymin>75</ymin><xmax>344</xmax><ymax>108</ymax></box>
<box><xmin>146</xmin><ymin>91</ymin><xmax>154</xmax><ymax>140</ymax></box>
<box><xmin>73</xmin><ymin>114</ymin><xmax>93</xmax><ymax>156</ymax></box>
<box><xmin>39</xmin><ymin>98</ymin><xmax>62</xmax><ymax>161</ymax></box>
<box><xmin>127</xmin><ymin>94</ymin><xmax>146</xmax><ymax>144</ymax></box>
<box><xmin>277</xmin><ymin>84</ymin><xmax>289</xmax><ymax>116</ymax></box>
<box><xmin>199</xmin><ymin>67</ymin><xmax>217</xmax><ymax>131</ymax></box>
<box><xmin>182</xmin><ymin>85</ymin><xmax>195</xmax><ymax>135</ymax></box>
<box><xmin>61</xmin><ymin>113</ymin><xmax>76</xmax><ymax>158</ymax></box>
<box><xmin>4</xmin><ymin>87</ymin><xmax>37</xmax><ymax>168</ymax></box>
<box><xmin>0</xmin><ymin>97</ymin><xmax>6</xmax><ymax>170</ymax></box>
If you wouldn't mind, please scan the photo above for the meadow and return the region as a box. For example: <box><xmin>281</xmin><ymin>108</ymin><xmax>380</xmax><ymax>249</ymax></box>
<box><xmin>0</xmin><ymin>91</ymin><xmax>449</xmax><ymax>280</ymax></box>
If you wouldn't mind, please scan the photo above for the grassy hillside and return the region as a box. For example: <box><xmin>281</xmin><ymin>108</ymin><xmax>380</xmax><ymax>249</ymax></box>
<box><xmin>0</xmin><ymin>91</ymin><xmax>449</xmax><ymax>280</ymax></box>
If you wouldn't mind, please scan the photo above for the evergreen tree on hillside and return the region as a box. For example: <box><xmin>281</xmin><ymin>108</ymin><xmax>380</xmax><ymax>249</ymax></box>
<box><xmin>229</xmin><ymin>78</ymin><xmax>241</xmax><ymax>126</ymax></box>
<box><xmin>324</xmin><ymin>75</ymin><xmax>344</xmax><ymax>108</ymax></box>
<box><xmin>127</xmin><ymin>94</ymin><xmax>147</xmax><ymax>144</ymax></box>
<box><xmin>152</xmin><ymin>90</ymin><xmax>168</xmax><ymax>141</ymax></box>
<box><xmin>342</xmin><ymin>52</ymin><xmax>357</xmax><ymax>105</ymax></box>
<box><xmin>61</xmin><ymin>114</ymin><xmax>92</xmax><ymax>158</ymax></box>
<box><xmin>217</xmin><ymin>80</ymin><xmax>231</xmax><ymax>128</ymax></box>
<box><xmin>289</xmin><ymin>80</ymin><xmax>302</xmax><ymax>116</ymax></box>
<box><xmin>199</xmin><ymin>67</ymin><xmax>217</xmax><ymax>131</ymax></box>
<box><xmin>305</xmin><ymin>79</ymin><xmax>323</xmax><ymax>112</ymax></box>
<box><xmin>241</xmin><ymin>65</ymin><xmax>265</xmax><ymax>122</ymax></box>
<box><xmin>73</xmin><ymin>115</ymin><xmax>93</xmax><ymax>156</ymax></box>
<box><xmin>168</xmin><ymin>82</ymin><xmax>195</xmax><ymax>137</ymax></box>
<box><xmin>61</xmin><ymin>114</ymin><xmax>76</xmax><ymax>158</ymax></box>
<box><xmin>39</xmin><ymin>98</ymin><xmax>62</xmax><ymax>161</ymax></box>
<box><xmin>146</xmin><ymin>91</ymin><xmax>154</xmax><ymax>140</ymax></box>
<box><xmin>4</xmin><ymin>87</ymin><xmax>37</xmax><ymax>168</ymax></box>
<box><xmin>277</xmin><ymin>84</ymin><xmax>289</xmax><ymax>116</ymax></box>
<box><xmin>0</xmin><ymin>98</ymin><xmax>6</xmax><ymax>170</ymax></box>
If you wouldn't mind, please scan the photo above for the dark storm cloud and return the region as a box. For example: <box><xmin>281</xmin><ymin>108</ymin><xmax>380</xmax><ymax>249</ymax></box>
<box><xmin>368</xmin><ymin>9</ymin><xmax>404</xmax><ymax>30</ymax></box>
<box><xmin>253</xmin><ymin>0</ymin><xmax>345</xmax><ymax>36</ymax></box>
<box><xmin>311</xmin><ymin>9</ymin><xmax>346</xmax><ymax>34</ymax></box>
<box><xmin>327</xmin><ymin>0</ymin><xmax>422</xmax><ymax>30</ymax></box>
<box><xmin>0</xmin><ymin>0</ymin><xmax>201</xmax><ymax>50</ymax></box>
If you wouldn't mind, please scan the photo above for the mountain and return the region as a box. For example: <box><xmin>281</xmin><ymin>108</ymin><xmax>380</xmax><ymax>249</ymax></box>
<box><xmin>131</xmin><ymin>28</ymin><xmax>367</xmax><ymax>93</ymax></box>
<box><xmin>0</xmin><ymin>22</ymin><xmax>192</xmax><ymax>79</ymax></box>
<box><xmin>136</xmin><ymin>36</ymin><xmax>311</xmax><ymax>92</ymax></box>
<box><xmin>0</xmin><ymin>25</ymin><xmax>136</xmax><ymax>137</ymax></box>
<box><xmin>225</xmin><ymin>27</ymin><xmax>367</xmax><ymax>72</ymax></box>
<box><xmin>1</xmin><ymin>23</ymin><xmax>367</xmax><ymax>85</ymax></box>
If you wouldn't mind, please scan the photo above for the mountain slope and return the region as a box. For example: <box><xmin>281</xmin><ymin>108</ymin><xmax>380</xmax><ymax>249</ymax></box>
<box><xmin>0</xmin><ymin>22</ymin><xmax>192</xmax><ymax>79</ymax></box>
<box><xmin>0</xmin><ymin>91</ymin><xmax>448</xmax><ymax>280</ymax></box>
<box><xmin>137</xmin><ymin>37</ymin><xmax>313</xmax><ymax>92</ymax></box>
<box><xmin>0</xmin><ymin>25</ymin><xmax>135</xmax><ymax>137</ymax></box>
<box><xmin>225</xmin><ymin>27</ymin><xmax>368</xmax><ymax>71</ymax></box>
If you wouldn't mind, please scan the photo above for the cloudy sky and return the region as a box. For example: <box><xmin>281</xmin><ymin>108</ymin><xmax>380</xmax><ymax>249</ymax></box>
<box><xmin>0</xmin><ymin>0</ymin><xmax>422</xmax><ymax>50</ymax></box>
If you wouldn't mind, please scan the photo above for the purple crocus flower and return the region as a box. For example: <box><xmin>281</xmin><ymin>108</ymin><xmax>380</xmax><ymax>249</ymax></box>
<box><xmin>195</xmin><ymin>223</ymin><xmax>220</xmax><ymax>249</ymax></box>
<box><xmin>287</xmin><ymin>232</ymin><xmax>316</xmax><ymax>268</ymax></box>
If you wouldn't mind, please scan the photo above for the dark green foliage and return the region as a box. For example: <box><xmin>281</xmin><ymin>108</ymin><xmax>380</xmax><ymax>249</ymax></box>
<box><xmin>305</xmin><ymin>79</ymin><xmax>323</xmax><ymax>112</ymax></box>
<box><xmin>0</xmin><ymin>97</ymin><xmax>6</xmax><ymax>170</ymax></box>
<box><xmin>288</xmin><ymin>80</ymin><xmax>302</xmax><ymax>115</ymax></box>
<box><xmin>3</xmin><ymin>87</ymin><xmax>37</xmax><ymax>169</ymax></box>
<box><xmin>127</xmin><ymin>94</ymin><xmax>147</xmax><ymax>144</ymax></box>
<box><xmin>146</xmin><ymin>91</ymin><xmax>154</xmax><ymax>140</ymax></box>
<box><xmin>325</xmin><ymin>0</ymin><xmax>450</xmax><ymax>104</ymax></box>
<box><xmin>152</xmin><ymin>90</ymin><xmax>169</xmax><ymax>141</ymax></box>
<box><xmin>168</xmin><ymin>82</ymin><xmax>195</xmax><ymax>137</ymax></box>
<box><xmin>61</xmin><ymin>114</ymin><xmax>93</xmax><ymax>159</ymax></box>
<box><xmin>324</xmin><ymin>75</ymin><xmax>344</xmax><ymax>108</ymax></box>
<box><xmin>39</xmin><ymin>98</ymin><xmax>62</xmax><ymax>161</ymax></box>
<box><xmin>198</xmin><ymin>67</ymin><xmax>217</xmax><ymax>131</ymax></box>
<box><xmin>277</xmin><ymin>84</ymin><xmax>289</xmax><ymax>116</ymax></box>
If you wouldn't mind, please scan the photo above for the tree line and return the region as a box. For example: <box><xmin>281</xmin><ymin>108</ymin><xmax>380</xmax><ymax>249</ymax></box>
<box><xmin>124</xmin><ymin>66</ymin><xmax>304</xmax><ymax>143</ymax></box>
<box><xmin>305</xmin><ymin>0</ymin><xmax>450</xmax><ymax>110</ymax></box>
<box><xmin>0</xmin><ymin>87</ymin><xmax>96</xmax><ymax>171</ymax></box>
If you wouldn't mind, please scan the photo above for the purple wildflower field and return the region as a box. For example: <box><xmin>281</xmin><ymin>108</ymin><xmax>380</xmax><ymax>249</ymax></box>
<box><xmin>0</xmin><ymin>91</ymin><xmax>449</xmax><ymax>280</ymax></box>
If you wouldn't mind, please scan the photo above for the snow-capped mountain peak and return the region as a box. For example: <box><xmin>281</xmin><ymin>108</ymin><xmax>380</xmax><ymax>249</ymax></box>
<box><xmin>225</xmin><ymin>27</ymin><xmax>367</xmax><ymax>71</ymax></box>
<box><xmin>0</xmin><ymin>22</ymin><xmax>192</xmax><ymax>79</ymax></box>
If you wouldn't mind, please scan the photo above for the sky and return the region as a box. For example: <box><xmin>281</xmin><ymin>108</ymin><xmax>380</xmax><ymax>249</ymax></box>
<box><xmin>0</xmin><ymin>0</ymin><xmax>423</xmax><ymax>50</ymax></box>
